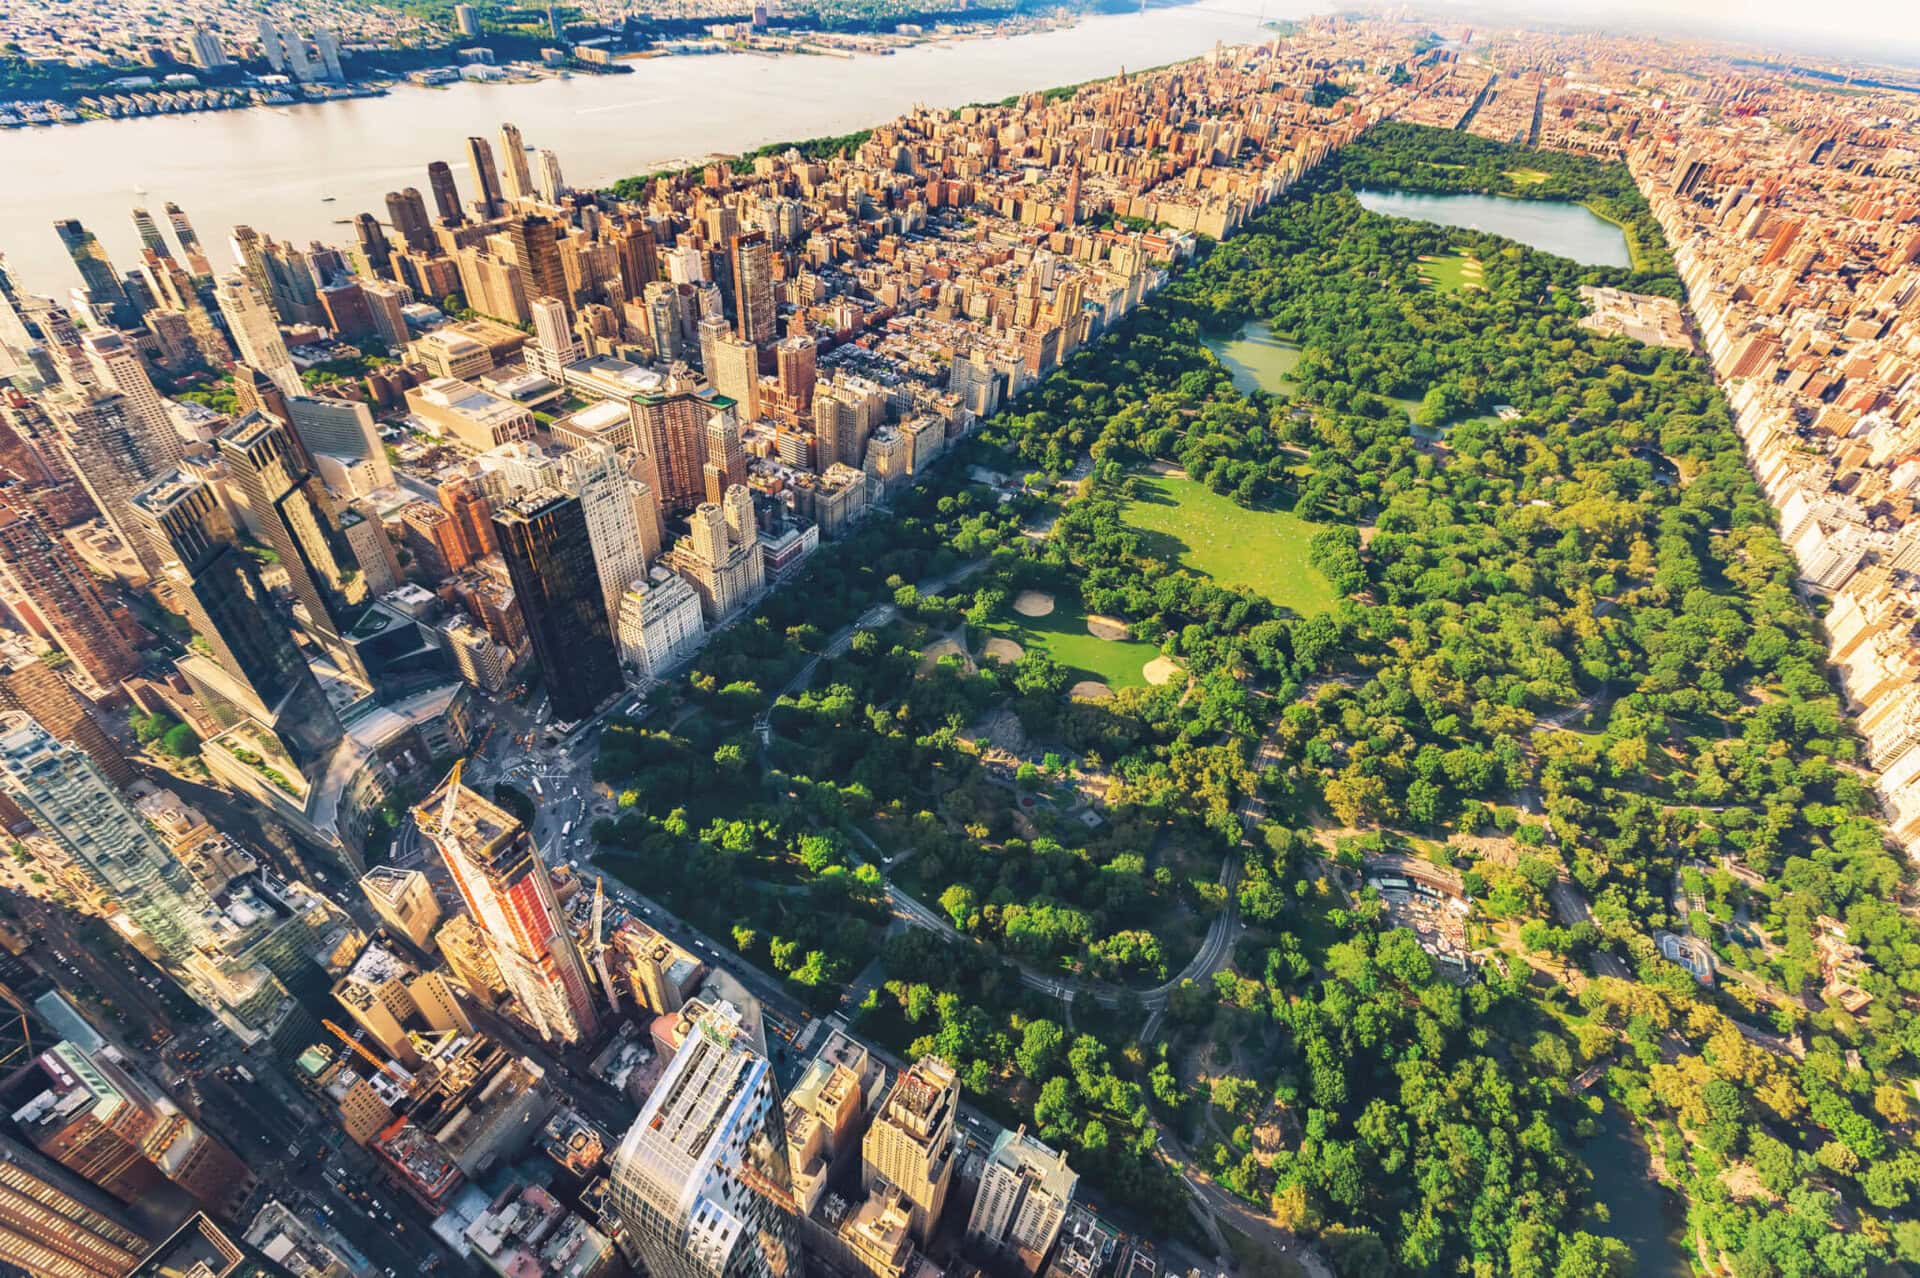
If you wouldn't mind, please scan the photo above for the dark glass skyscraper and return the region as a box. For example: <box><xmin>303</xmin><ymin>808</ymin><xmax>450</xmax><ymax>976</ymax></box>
<box><xmin>506</xmin><ymin>214</ymin><xmax>569</xmax><ymax>318</ymax></box>
<box><xmin>130</xmin><ymin>471</ymin><xmax>343</xmax><ymax>769</ymax></box>
<box><xmin>216</xmin><ymin>413</ymin><xmax>371</xmax><ymax>681</ymax></box>
<box><xmin>492</xmin><ymin>488</ymin><xmax>620</xmax><ymax>722</ymax></box>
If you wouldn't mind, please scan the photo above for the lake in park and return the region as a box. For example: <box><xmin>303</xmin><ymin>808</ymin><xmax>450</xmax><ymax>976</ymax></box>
<box><xmin>1206</xmin><ymin>322</ymin><xmax>1302</xmax><ymax>397</ymax></box>
<box><xmin>1355</xmin><ymin>188</ymin><xmax>1632</xmax><ymax>268</ymax></box>
<box><xmin>1582</xmin><ymin>1106</ymin><xmax>1693</xmax><ymax>1277</ymax></box>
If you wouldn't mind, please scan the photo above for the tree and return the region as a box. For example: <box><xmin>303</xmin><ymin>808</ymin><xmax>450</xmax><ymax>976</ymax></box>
<box><xmin>1016</xmin><ymin>1019</ymin><xmax>1065</xmax><ymax>1080</ymax></box>
<box><xmin>938</xmin><ymin>884</ymin><xmax>976</xmax><ymax>929</ymax></box>
<box><xmin>156</xmin><ymin>723</ymin><xmax>201</xmax><ymax>757</ymax></box>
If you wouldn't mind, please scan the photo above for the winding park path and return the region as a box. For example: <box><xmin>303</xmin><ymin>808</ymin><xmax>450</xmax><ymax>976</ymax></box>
<box><xmin>749</xmin><ymin>544</ymin><xmax>1324</xmax><ymax>1273</ymax></box>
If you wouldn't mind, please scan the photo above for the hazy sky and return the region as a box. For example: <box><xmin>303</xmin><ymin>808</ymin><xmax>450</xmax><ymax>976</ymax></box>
<box><xmin>1417</xmin><ymin>0</ymin><xmax>1920</xmax><ymax>63</ymax></box>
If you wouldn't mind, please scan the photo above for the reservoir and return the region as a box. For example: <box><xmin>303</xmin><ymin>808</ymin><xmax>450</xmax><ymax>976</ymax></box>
<box><xmin>1354</xmin><ymin>188</ymin><xmax>1631</xmax><ymax>268</ymax></box>
<box><xmin>1206</xmin><ymin>321</ymin><xmax>1301</xmax><ymax>397</ymax></box>
<box><xmin>0</xmin><ymin>0</ymin><xmax>1317</xmax><ymax>296</ymax></box>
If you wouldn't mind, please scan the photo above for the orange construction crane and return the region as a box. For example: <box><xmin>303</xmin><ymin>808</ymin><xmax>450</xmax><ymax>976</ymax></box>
<box><xmin>322</xmin><ymin>1018</ymin><xmax>415</xmax><ymax>1088</ymax></box>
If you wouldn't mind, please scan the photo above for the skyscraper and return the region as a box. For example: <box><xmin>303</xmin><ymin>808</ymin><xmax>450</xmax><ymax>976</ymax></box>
<box><xmin>412</xmin><ymin>768</ymin><xmax>599</xmax><ymax>1045</ymax></box>
<box><xmin>556</xmin><ymin>440</ymin><xmax>651</xmax><ymax>637</ymax></box>
<box><xmin>0</xmin><ymin>1131</ymin><xmax>155</xmax><ymax>1278</ymax></box>
<box><xmin>499</xmin><ymin>123</ymin><xmax>533</xmax><ymax>203</ymax></box>
<box><xmin>775</xmin><ymin>334</ymin><xmax>816</xmax><ymax>416</ymax></box>
<box><xmin>129</xmin><ymin>472</ymin><xmax>343</xmax><ymax>769</ymax></box>
<box><xmin>965</xmin><ymin>1128</ymin><xmax>1077</xmax><ymax>1268</ymax></box>
<box><xmin>52</xmin><ymin>219</ymin><xmax>133</xmax><ymax>325</ymax></box>
<box><xmin>607</xmin><ymin>1000</ymin><xmax>800</xmax><ymax>1278</ymax></box>
<box><xmin>428</xmin><ymin>161</ymin><xmax>466</xmax><ymax>227</ymax></box>
<box><xmin>527</xmin><ymin>295</ymin><xmax>580</xmax><ymax>379</ymax></box>
<box><xmin>82</xmin><ymin>331</ymin><xmax>184</xmax><ymax>469</ymax></box>
<box><xmin>533</xmin><ymin>149</ymin><xmax>567</xmax><ymax>204</ymax></box>
<box><xmin>0</xmin><ymin>715</ymin><xmax>293</xmax><ymax>1043</ymax></box>
<box><xmin>353</xmin><ymin>213</ymin><xmax>395</xmax><ymax>281</ymax></box>
<box><xmin>42</xmin><ymin>385</ymin><xmax>174</xmax><ymax>584</ymax></box>
<box><xmin>0</xmin><ymin>653</ymin><xmax>134</xmax><ymax>785</ymax></box>
<box><xmin>216</xmin><ymin>414</ymin><xmax>372</xmax><ymax>678</ymax></box>
<box><xmin>467</xmin><ymin>136</ymin><xmax>507</xmax><ymax>219</ymax></box>
<box><xmin>0</xmin><ymin>503</ymin><xmax>141</xmax><ymax>693</ymax></box>
<box><xmin>131</xmin><ymin>207</ymin><xmax>172</xmax><ymax>260</ymax></box>
<box><xmin>861</xmin><ymin>1056</ymin><xmax>958</xmax><ymax>1245</ymax></box>
<box><xmin>492</xmin><ymin>488</ymin><xmax>621</xmax><ymax>722</ymax></box>
<box><xmin>505</xmin><ymin>215</ymin><xmax>568</xmax><ymax>320</ymax></box>
<box><xmin>164</xmin><ymin>203</ymin><xmax>212</xmax><ymax>278</ymax></box>
<box><xmin>385</xmin><ymin>188</ymin><xmax>438</xmax><ymax>256</ymax></box>
<box><xmin>730</xmin><ymin>231</ymin><xmax>776</xmax><ymax>346</ymax></box>
<box><xmin>213</xmin><ymin>273</ymin><xmax>304</xmax><ymax>401</ymax></box>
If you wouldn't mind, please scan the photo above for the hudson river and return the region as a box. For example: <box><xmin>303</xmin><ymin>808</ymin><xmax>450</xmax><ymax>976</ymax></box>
<box><xmin>0</xmin><ymin>0</ymin><xmax>1315</xmax><ymax>296</ymax></box>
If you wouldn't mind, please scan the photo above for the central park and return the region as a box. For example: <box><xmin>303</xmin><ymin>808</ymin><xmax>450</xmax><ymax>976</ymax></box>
<box><xmin>587</xmin><ymin>118</ymin><xmax>1915</xmax><ymax>1278</ymax></box>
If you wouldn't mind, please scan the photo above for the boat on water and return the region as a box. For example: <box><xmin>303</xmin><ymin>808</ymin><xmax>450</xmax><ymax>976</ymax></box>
<box><xmin>321</xmin><ymin>196</ymin><xmax>336</xmax><ymax>202</ymax></box>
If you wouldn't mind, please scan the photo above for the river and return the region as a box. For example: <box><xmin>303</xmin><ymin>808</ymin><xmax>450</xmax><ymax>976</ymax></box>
<box><xmin>0</xmin><ymin>0</ymin><xmax>1323</xmax><ymax>296</ymax></box>
<box><xmin>1354</xmin><ymin>188</ymin><xmax>1631</xmax><ymax>268</ymax></box>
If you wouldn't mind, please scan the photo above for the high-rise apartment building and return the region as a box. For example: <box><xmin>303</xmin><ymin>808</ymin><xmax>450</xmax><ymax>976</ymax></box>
<box><xmin>965</xmin><ymin>1127</ymin><xmax>1076</xmax><ymax>1270</ymax></box>
<box><xmin>668</xmin><ymin>492</ymin><xmax>764</xmax><ymax>625</ymax></box>
<box><xmin>0</xmin><ymin>655</ymin><xmax>132</xmax><ymax>785</ymax></box>
<box><xmin>492</xmin><ymin>488</ymin><xmax>622</xmax><ymax>722</ymax></box>
<box><xmin>413</xmin><ymin>769</ymin><xmax>599</xmax><ymax>1044</ymax></box>
<box><xmin>708</xmin><ymin>332</ymin><xmax>761</xmax><ymax>424</ymax></box>
<box><xmin>528</xmin><ymin>294</ymin><xmax>581</xmax><ymax>379</ymax></box>
<box><xmin>0</xmin><ymin>1131</ymin><xmax>155</xmax><ymax>1278</ymax></box>
<box><xmin>213</xmin><ymin>274</ymin><xmax>304</xmax><ymax>401</ymax></box>
<box><xmin>775</xmin><ymin>335</ymin><xmax>816</xmax><ymax>416</ymax></box>
<box><xmin>0</xmin><ymin>503</ymin><xmax>140</xmax><ymax>693</ymax></box>
<box><xmin>730</xmin><ymin>231</ymin><xmax>776</xmax><ymax>346</ymax></box>
<box><xmin>386</xmin><ymin>188</ymin><xmax>438</xmax><ymax>256</ymax></box>
<box><xmin>607</xmin><ymin>1000</ymin><xmax>801</xmax><ymax>1278</ymax></box>
<box><xmin>42</xmin><ymin>385</ymin><xmax>174</xmax><ymax>583</ymax></box>
<box><xmin>467</xmin><ymin>136</ymin><xmax>507</xmax><ymax>219</ymax></box>
<box><xmin>164</xmin><ymin>203</ymin><xmax>212</xmax><ymax>278</ymax></box>
<box><xmin>500</xmin><ymin>123</ymin><xmax>533</xmax><ymax>203</ymax></box>
<box><xmin>131</xmin><ymin>207</ymin><xmax>171</xmax><ymax>260</ymax></box>
<box><xmin>129</xmin><ymin>472</ymin><xmax>343</xmax><ymax>770</ymax></box>
<box><xmin>428</xmin><ymin>161</ymin><xmax>466</xmax><ymax>227</ymax></box>
<box><xmin>80</xmin><ymin>331</ymin><xmax>183</xmax><ymax>469</ymax></box>
<box><xmin>534</xmin><ymin>149</ymin><xmax>567</xmax><ymax>205</ymax></box>
<box><xmin>861</xmin><ymin>1056</ymin><xmax>958</xmax><ymax>1245</ymax></box>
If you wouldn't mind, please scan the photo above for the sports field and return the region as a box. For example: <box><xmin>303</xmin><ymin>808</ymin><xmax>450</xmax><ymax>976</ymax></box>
<box><xmin>1121</xmin><ymin>474</ymin><xmax>1337</xmax><ymax>616</ymax></box>
<box><xmin>1417</xmin><ymin>251</ymin><xmax>1484</xmax><ymax>292</ymax></box>
<box><xmin>978</xmin><ymin>586</ymin><xmax>1161</xmax><ymax>689</ymax></box>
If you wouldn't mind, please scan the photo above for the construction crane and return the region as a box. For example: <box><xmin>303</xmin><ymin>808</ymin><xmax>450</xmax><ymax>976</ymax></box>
<box><xmin>589</xmin><ymin>875</ymin><xmax>621</xmax><ymax>1013</ymax></box>
<box><xmin>322</xmin><ymin>1018</ymin><xmax>416</xmax><ymax>1089</ymax></box>
<box><xmin>436</xmin><ymin>757</ymin><xmax>466</xmax><ymax>837</ymax></box>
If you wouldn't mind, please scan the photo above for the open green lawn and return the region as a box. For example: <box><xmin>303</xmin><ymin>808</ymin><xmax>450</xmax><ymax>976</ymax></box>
<box><xmin>1121</xmin><ymin>473</ymin><xmax>1337</xmax><ymax>616</ymax></box>
<box><xmin>1417</xmin><ymin>251</ymin><xmax>1484</xmax><ymax>292</ymax></box>
<box><xmin>978</xmin><ymin>585</ymin><xmax>1161</xmax><ymax>689</ymax></box>
<box><xmin>1504</xmin><ymin>167</ymin><xmax>1552</xmax><ymax>186</ymax></box>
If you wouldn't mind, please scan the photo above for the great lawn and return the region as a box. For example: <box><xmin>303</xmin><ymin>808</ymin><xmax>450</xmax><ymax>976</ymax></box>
<box><xmin>1121</xmin><ymin>473</ymin><xmax>1337</xmax><ymax>616</ymax></box>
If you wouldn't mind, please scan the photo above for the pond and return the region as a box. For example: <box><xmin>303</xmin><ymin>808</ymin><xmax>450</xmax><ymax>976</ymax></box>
<box><xmin>1582</xmin><ymin>1105</ymin><xmax>1693</xmax><ymax>1277</ymax></box>
<box><xmin>1355</xmin><ymin>188</ymin><xmax>1631</xmax><ymax>268</ymax></box>
<box><xmin>1205</xmin><ymin>321</ymin><xmax>1302</xmax><ymax>397</ymax></box>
